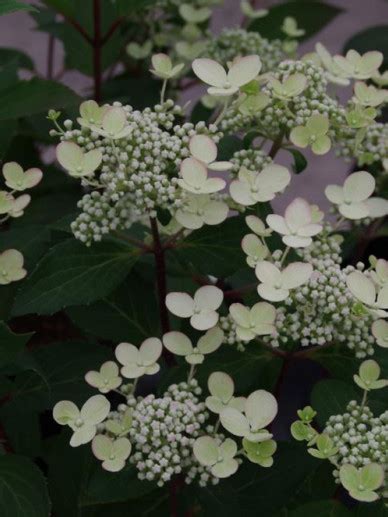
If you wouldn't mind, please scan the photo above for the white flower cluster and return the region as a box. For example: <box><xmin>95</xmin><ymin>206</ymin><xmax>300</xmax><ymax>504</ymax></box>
<box><xmin>55</xmin><ymin>100</ymin><xmax>225</xmax><ymax>244</ymax></box>
<box><xmin>338</xmin><ymin>121</ymin><xmax>388</xmax><ymax>167</ymax></box>
<box><xmin>263</xmin><ymin>236</ymin><xmax>376</xmax><ymax>358</ymax></box>
<box><xmin>221</xmin><ymin>59</ymin><xmax>344</xmax><ymax>137</ymax></box>
<box><xmin>127</xmin><ymin>380</ymin><xmax>216</xmax><ymax>487</ymax></box>
<box><xmin>324</xmin><ymin>401</ymin><xmax>388</xmax><ymax>483</ymax></box>
<box><xmin>230</xmin><ymin>148</ymin><xmax>272</xmax><ymax>176</ymax></box>
<box><xmin>71</xmin><ymin>191</ymin><xmax>133</xmax><ymax>244</ymax></box>
<box><xmin>204</xmin><ymin>28</ymin><xmax>285</xmax><ymax>73</ymax></box>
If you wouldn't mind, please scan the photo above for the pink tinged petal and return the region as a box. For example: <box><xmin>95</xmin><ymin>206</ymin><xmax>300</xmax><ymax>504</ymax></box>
<box><xmin>192</xmin><ymin>58</ymin><xmax>227</xmax><ymax>87</ymax></box>
<box><xmin>165</xmin><ymin>292</ymin><xmax>194</xmax><ymax>317</ymax></box>
<box><xmin>180</xmin><ymin>158</ymin><xmax>208</xmax><ymax>188</ymax></box>
<box><xmin>229</xmin><ymin>180</ymin><xmax>255</xmax><ymax>206</ymax></box>
<box><xmin>220</xmin><ymin>407</ymin><xmax>250</xmax><ymax>436</ymax></box>
<box><xmin>377</xmin><ymin>284</ymin><xmax>388</xmax><ymax>309</ymax></box>
<box><xmin>258</xmin><ymin>284</ymin><xmax>289</xmax><ymax>302</ymax></box>
<box><xmin>229</xmin><ymin>303</ymin><xmax>250</xmax><ymax>327</ymax></box>
<box><xmin>266</xmin><ymin>214</ymin><xmax>289</xmax><ymax>235</ymax></box>
<box><xmin>339</xmin><ymin>202</ymin><xmax>369</xmax><ymax>220</ymax></box>
<box><xmin>343</xmin><ymin>171</ymin><xmax>375</xmax><ymax>202</ymax></box>
<box><xmin>281</xmin><ymin>262</ymin><xmax>313</xmax><ymax>289</ymax></box>
<box><xmin>203</xmin><ymin>201</ymin><xmax>228</xmax><ymax>225</ymax></box>
<box><xmin>258</xmin><ymin>165</ymin><xmax>291</xmax><ymax>194</ymax></box>
<box><xmin>227</xmin><ymin>55</ymin><xmax>262</xmax><ymax>88</ymax></box>
<box><xmin>24</xmin><ymin>168</ymin><xmax>43</xmax><ymax>188</ymax></box>
<box><xmin>346</xmin><ymin>271</ymin><xmax>376</xmax><ymax>306</ymax></box>
<box><xmin>208</xmin><ymin>371</ymin><xmax>234</xmax><ymax>402</ymax></box>
<box><xmin>189</xmin><ymin>135</ymin><xmax>217</xmax><ymax>164</ymax></box>
<box><xmin>194</xmin><ymin>285</ymin><xmax>223</xmax><ymax>311</ymax></box>
<box><xmin>190</xmin><ymin>310</ymin><xmax>219</xmax><ymax>330</ymax></box>
<box><xmin>162</xmin><ymin>331</ymin><xmax>193</xmax><ymax>355</ymax></box>
<box><xmin>298</xmin><ymin>223</ymin><xmax>323</xmax><ymax>237</ymax></box>
<box><xmin>70</xmin><ymin>425</ymin><xmax>96</xmax><ymax>447</ymax></box>
<box><xmin>325</xmin><ymin>185</ymin><xmax>344</xmax><ymax>204</ymax></box>
<box><xmin>139</xmin><ymin>337</ymin><xmax>162</xmax><ymax>365</ymax></box>
<box><xmin>285</xmin><ymin>198</ymin><xmax>312</xmax><ymax>231</ymax></box>
<box><xmin>365</xmin><ymin>197</ymin><xmax>388</xmax><ymax>218</ymax></box>
<box><xmin>81</xmin><ymin>395</ymin><xmax>110</xmax><ymax>425</ymax></box>
<box><xmin>255</xmin><ymin>261</ymin><xmax>281</xmax><ymax>285</ymax></box>
<box><xmin>282</xmin><ymin>235</ymin><xmax>312</xmax><ymax>248</ymax></box>
<box><xmin>115</xmin><ymin>342</ymin><xmax>139</xmax><ymax>366</ymax></box>
<box><xmin>245</xmin><ymin>390</ymin><xmax>278</xmax><ymax>430</ymax></box>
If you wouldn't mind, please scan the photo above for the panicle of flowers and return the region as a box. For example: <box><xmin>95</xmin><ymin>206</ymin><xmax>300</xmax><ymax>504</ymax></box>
<box><xmin>291</xmin><ymin>361</ymin><xmax>387</xmax><ymax>503</ymax></box>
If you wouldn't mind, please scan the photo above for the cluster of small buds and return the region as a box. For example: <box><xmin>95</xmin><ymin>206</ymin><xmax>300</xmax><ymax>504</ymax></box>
<box><xmin>263</xmin><ymin>236</ymin><xmax>376</xmax><ymax>358</ymax></box>
<box><xmin>204</xmin><ymin>28</ymin><xmax>285</xmax><ymax>73</ymax></box>
<box><xmin>219</xmin><ymin>315</ymin><xmax>247</xmax><ymax>351</ymax></box>
<box><xmin>324</xmin><ymin>401</ymin><xmax>388</xmax><ymax>484</ymax></box>
<box><xmin>71</xmin><ymin>191</ymin><xmax>134</xmax><ymax>245</ymax></box>
<box><xmin>230</xmin><ymin>148</ymin><xmax>272</xmax><ymax>176</ymax></box>
<box><xmin>337</xmin><ymin>121</ymin><xmax>388</xmax><ymax>168</ymax></box>
<box><xmin>127</xmin><ymin>379</ymin><xmax>217</xmax><ymax>487</ymax></box>
<box><xmin>59</xmin><ymin>100</ymin><xmax>222</xmax><ymax>244</ymax></box>
<box><xmin>222</xmin><ymin>60</ymin><xmax>345</xmax><ymax>137</ymax></box>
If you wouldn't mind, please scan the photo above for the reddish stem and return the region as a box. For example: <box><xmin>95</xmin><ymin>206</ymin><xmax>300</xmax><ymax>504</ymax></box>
<box><xmin>47</xmin><ymin>34</ymin><xmax>55</xmax><ymax>80</ymax></box>
<box><xmin>101</xmin><ymin>18</ymin><xmax>123</xmax><ymax>46</ymax></box>
<box><xmin>93</xmin><ymin>0</ymin><xmax>102</xmax><ymax>102</ymax></box>
<box><xmin>150</xmin><ymin>218</ymin><xmax>170</xmax><ymax>335</ymax></box>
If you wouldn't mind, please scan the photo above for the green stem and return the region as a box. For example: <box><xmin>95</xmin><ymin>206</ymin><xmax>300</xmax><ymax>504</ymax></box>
<box><xmin>280</xmin><ymin>246</ymin><xmax>290</xmax><ymax>267</ymax></box>
<box><xmin>360</xmin><ymin>389</ymin><xmax>368</xmax><ymax>409</ymax></box>
<box><xmin>187</xmin><ymin>364</ymin><xmax>196</xmax><ymax>383</ymax></box>
<box><xmin>160</xmin><ymin>79</ymin><xmax>168</xmax><ymax>104</ymax></box>
<box><xmin>214</xmin><ymin>99</ymin><xmax>230</xmax><ymax>126</ymax></box>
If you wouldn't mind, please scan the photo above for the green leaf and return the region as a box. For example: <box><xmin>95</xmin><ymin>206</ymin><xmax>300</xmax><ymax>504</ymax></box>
<box><xmin>1</xmin><ymin>225</ymin><xmax>51</xmax><ymax>267</ymax></box>
<box><xmin>344</xmin><ymin>26</ymin><xmax>388</xmax><ymax>70</ymax></box>
<box><xmin>0</xmin><ymin>48</ymin><xmax>34</xmax><ymax>70</ymax></box>
<box><xmin>197</xmin><ymin>442</ymin><xmax>319</xmax><ymax>516</ymax></box>
<box><xmin>43</xmin><ymin>1</ymin><xmax>124</xmax><ymax>77</ymax></box>
<box><xmin>115</xmin><ymin>0</ymin><xmax>157</xmax><ymax>15</ymax></box>
<box><xmin>172</xmin><ymin>215</ymin><xmax>247</xmax><ymax>277</ymax></box>
<box><xmin>0</xmin><ymin>455</ymin><xmax>50</xmax><ymax>517</ymax></box>
<box><xmin>289</xmin><ymin>500</ymin><xmax>352</xmax><ymax>517</ymax></box>
<box><xmin>40</xmin><ymin>0</ymin><xmax>76</xmax><ymax>17</ymax></box>
<box><xmin>249</xmin><ymin>1</ymin><xmax>342</xmax><ymax>41</ymax></box>
<box><xmin>45</xmin><ymin>432</ymin><xmax>158</xmax><ymax>517</ymax></box>
<box><xmin>0</xmin><ymin>322</ymin><xmax>32</xmax><ymax>367</ymax></box>
<box><xmin>13</xmin><ymin>239</ymin><xmax>139</xmax><ymax>316</ymax></box>
<box><xmin>286</xmin><ymin>148</ymin><xmax>308</xmax><ymax>174</ymax></box>
<box><xmin>66</xmin><ymin>266</ymin><xmax>159</xmax><ymax>342</ymax></box>
<box><xmin>0</xmin><ymin>119</ymin><xmax>17</xmax><ymax>159</ymax></box>
<box><xmin>0</xmin><ymin>78</ymin><xmax>80</xmax><ymax>121</ymax></box>
<box><xmin>3</xmin><ymin>341</ymin><xmax>111</xmax><ymax>411</ymax></box>
<box><xmin>102</xmin><ymin>75</ymin><xmax>160</xmax><ymax>108</ymax></box>
<box><xmin>311</xmin><ymin>379</ymin><xmax>358</xmax><ymax>427</ymax></box>
<box><xmin>355</xmin><ymin>500</ymin><xmax>388</xmax><ymax>517</ymax></box>
<box><xmin>0</xmin><ymin>0</ymin><xmax>37</xmax><ymax>15</ymax></box>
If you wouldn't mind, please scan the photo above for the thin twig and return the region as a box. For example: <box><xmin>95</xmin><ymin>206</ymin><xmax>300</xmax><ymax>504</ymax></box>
<box><xmin>269</xmin><ymin>132</ymin><xmax>284</xmax><ymax>159</ymax></box>
<box><xmin>150</xmin><ymin>218</ymin><xmax>170</xmax><ymax>335</ymax></box>
<box><xmin>101</xmin><ymin>18</ymin><xmax>124</xmax><ymax>46</ymax></box>
<box><xmin>47</xmin><ymin>34</ymin><xmax>55</xmax><ymax>79</ymax></box>
<box><xmin>93</xmin><ymin>0</ymin><xmax>102</xmax><ymax>102</ymax></box>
